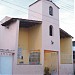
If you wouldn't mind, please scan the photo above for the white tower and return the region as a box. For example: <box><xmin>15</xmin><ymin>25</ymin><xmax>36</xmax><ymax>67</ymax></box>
<box><xmin>28</xmin><ymin>0</ymin><xmax>60</xmax><ymax>51</ymax></box>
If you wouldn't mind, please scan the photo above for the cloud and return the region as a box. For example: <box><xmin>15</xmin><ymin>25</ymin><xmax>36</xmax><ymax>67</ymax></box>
<box><xmin>0</xmin><ymin>0</ymin><xmax>74</xmax><ymax>39</ymax></box>
<box><xmin>0</xmin><ymin>1</ymin><xmax>28</xmax><ymax>20</ymax></box>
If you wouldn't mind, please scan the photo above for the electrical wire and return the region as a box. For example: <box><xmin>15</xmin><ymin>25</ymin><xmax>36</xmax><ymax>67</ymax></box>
<box><xmin>1</xmin><ymin>0</ymin><xmax>74</xmax><ymax>21</ymax></box>
<box><xmin>2</xmin><ymin>0</ymin><xmax>74</xmax><ymax>17</ymax></box>
<box><xmin>0</xmin><ymin>0</ymin><xmax>60</xmax><ymax>21</ymax></box>
<box><xmin>0</xmin><ymin>2</ymin><xmax>59</xmax><ymax>25</ymax></box>
<box><xmin>0</xmin><ymin>0</ymin><xmax>74</xmax><ymax>25</ymax></box>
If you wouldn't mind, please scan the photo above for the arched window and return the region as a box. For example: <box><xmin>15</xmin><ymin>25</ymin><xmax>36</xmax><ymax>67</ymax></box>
<box><xmin>49</xmin><ymin>6</ymin><xmax>53</xmax><ymax>16</ymax></box>
<box><xmin>49</xmin><ymin>25</ymin><xmax>53</xmax><ymax>36</ymax></box>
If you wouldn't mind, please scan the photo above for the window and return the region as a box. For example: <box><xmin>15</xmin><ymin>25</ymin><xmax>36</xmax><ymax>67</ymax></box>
<box><xmin>49</xmin><ymin>25</ymin><xmax>53</xmax><ymax>36</ymax></box>
<box><xmin>49</xmin><ymin>6</ymin><xmax>53</xmax><ymax>16</ymax></box>
<box><xmin>29</xmin><ymin>52</ymin><xmax>40</xmax><ymax>65</ymax></box>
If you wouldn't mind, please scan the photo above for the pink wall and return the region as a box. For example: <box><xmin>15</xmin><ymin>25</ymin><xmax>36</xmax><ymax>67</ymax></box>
<box><xmin>0</xmin><ymin>19</ymin><xmax>19</xmax><ymax>50</ymax></box>
<box><xmin>42</xmin><ymin>1</ymin><xmax>60</xmax><ymax>51</ymax></box>
<box><xmin>28</xmin><ymin>0</ymin><xmax>42</xmax><ymax>21</ymax></box>
<box><xmin>0</xmin><ymin>0</ymin><xmax>65</xmax><ymax>75</ymax></box>
<box><xmin>59</xmin><ymin>64</ymin><xmax>73</xmax><ymax>75</ymax></box>
<box><xmin>29</xmin><ymin>0</ymin><xmax>60</xmax><ymax>51</ymax></box>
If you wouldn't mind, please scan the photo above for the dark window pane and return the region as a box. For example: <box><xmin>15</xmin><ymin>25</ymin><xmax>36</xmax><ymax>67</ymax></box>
<box><xmin>49</xmin><ymin>25</ymin><xmax>53</xmax><ymax>36</ymax></box>
<box><xmin>49</xmin><ymin>6</ymin><xmax>53</xmax><ymax>16</ymax></box>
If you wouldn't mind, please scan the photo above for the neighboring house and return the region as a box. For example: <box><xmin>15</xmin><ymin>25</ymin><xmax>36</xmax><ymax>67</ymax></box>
<box><xmin>0</xmin><ymin>0</ymin><xmax>73</xmax><ymax>75</ymax></box>
<box><xmin>73</xmin><ymin>41</ymin><xmax>75</xmax><ymax>63</ymax></box>
<box><xmin>72</xmin><ymin>41</ymin><xmax>75</xmax><ymax>74</ymax></box>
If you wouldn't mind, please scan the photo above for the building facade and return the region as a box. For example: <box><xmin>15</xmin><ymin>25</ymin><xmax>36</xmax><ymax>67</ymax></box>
<box><xmin>0</xmin><ymin>0</ymin><xmax>73</xmax><ymax>75</ymax></box>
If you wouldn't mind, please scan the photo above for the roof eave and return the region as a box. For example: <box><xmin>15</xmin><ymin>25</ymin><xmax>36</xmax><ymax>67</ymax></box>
<box><xmin>51</xmin><ymin>1</ymin><xmax>60</xmax><ymax>9</ymax></box>
<box><xmin>1</xmin><ymin>18</ymin><xmax>42</xmax><ymax>27</ymax></box>
<box><xmin>1</xmin><ymin>18</ymin><xmax>17</xmax><ymax>26</ymax></box>
<box><xmin>60</xmin><ymin>28</ymin><xmax>73</xmax><ymax>38</ymax></box>
<box><xmin>29</xmin><ymin>0</ymin><xmax>41</xmax><ymax>7</ymax></box>
<box><xmin>29</xmin><ymin>0</ymin><xmax>60</xmax><ymax>9</ymax></box>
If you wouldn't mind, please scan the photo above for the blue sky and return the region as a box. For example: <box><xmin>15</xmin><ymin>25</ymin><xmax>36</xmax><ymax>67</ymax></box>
<box><xmin>0</xmin><ymin>0</ymin><xmax>74</xmax><ymax>40</ymax></box>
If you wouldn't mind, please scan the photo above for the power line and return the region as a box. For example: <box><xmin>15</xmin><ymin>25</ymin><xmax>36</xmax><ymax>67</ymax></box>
<box><xmin>4</xmin><ymin>0</ymin><xmax>75</xmax><ymax>12</ymax></box>
<box><xmin>0</xmin><ymin>0</ymin><xmax>60</xmax><ymax>21</ymax></box>
<box><xmin>0</xmin><ymin>3</ymin><xmax>59</xmax><ymax>25</ymax></box>
<box><xmin>53</xmin><ymin>0</ymin><xmax>74</xmax><ymax>7</ymax></box>
<box><xmin>2</xmin><ymin>0</ymin><xmax>74</xmax><ymax>18</ymax></box>
<box><xmin>52</xmin><ymin>0</ymin><xmax>74</xmax><ymax>12</ymax></box>
<box><xmin>0</xmin><ymin>0</ymin><xmax>74</xmax><ymax>25</ymax></box>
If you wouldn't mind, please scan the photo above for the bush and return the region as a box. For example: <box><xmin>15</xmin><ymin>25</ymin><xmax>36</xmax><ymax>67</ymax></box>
<box><xmin>44</xmin><ymin>67</ymin><xmax>51</xmax><ymax>75</ymax></box>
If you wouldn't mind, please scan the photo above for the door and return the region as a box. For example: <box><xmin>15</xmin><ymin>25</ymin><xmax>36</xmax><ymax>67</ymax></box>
<box><xmin>44</xmin><ymin>51</ymin><xmax>58</xmax><ymax>75</ymax></box>
<box><xmin>51</xmin><ymin>52</ymin><xmax>58</xmax><ymax>75</ymax></box>
<box><xmin>0</xmin><ymin>56</ymin><xmax>12</xmax><ymax>75</ymax></box>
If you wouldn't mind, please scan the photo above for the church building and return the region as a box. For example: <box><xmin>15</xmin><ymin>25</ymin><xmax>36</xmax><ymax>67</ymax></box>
<box><xmin>0</xmin><ymin>0</ymin><xmax>73</xmax><ymax>75</ymax></box>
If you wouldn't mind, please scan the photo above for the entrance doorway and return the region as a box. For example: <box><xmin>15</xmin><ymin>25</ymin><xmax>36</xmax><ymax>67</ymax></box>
<box><xmin>44</xmin><ymin>50</ymin><xmax>58</xmax><ymax>75</ymax></box>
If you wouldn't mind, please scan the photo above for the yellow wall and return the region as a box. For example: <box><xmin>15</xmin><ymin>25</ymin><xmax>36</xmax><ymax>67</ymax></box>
<box><xmin>18</xmin><ymin>28</ymin><xmax>28</xmax><ymax>50</ymax></box>
<box><xmin>60</xmin><ymin>38</ymin><xmax>72</xmax><ymax>64</ymax></box>
<box><xmin>18</xmin><ymin>28</ymin><xmax>29</xmax><ymax>64</ymax></box>
<box><xmin>44</xmin><ymin>52</ymin><xmax>51</xmax><ymax>67</ymax></box>
<box><xmin>29</xmin><ymin>25</ymin><xmax>42</xmax><ymax>64</ymax></box>
<box><xmin>18</xmin><ymin>25</ymin><xmax>42</xmax><ymax>64</ymax></box>
<box><xmin>28</xmin><ymin>25</ymin><xmax>42</xmax><ymax>50</ymax></box>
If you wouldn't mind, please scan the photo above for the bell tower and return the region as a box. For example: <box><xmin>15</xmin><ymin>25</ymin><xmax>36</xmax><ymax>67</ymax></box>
<box><xmin>28</xmin><ymin>0</ymin><xmax>60</xmax><ymax>51</ymax></box>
